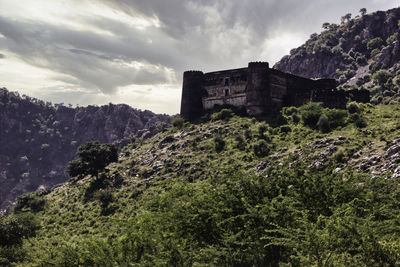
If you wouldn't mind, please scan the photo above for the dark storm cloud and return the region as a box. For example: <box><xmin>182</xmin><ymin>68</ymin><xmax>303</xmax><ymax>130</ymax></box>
<box><xmin>99</xmin><ymin>0</ymin><xmax>395</xmax><ymax>42</ymax></box>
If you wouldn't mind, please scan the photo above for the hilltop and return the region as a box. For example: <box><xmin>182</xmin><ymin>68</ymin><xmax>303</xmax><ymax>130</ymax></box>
<box><xmin>0</xmin><ymin>88</ymin><xmax>171</xmax><ymax>210</ymax></box>
<box><xmin>274</xmin><ymin>7</ymin><xmax>400</xmax><ymax>105</ymax></box>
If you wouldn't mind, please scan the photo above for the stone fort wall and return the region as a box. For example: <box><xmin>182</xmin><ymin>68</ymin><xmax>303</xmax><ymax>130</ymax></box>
<box><xmin>180</xmin><ymin>62</ymin><xmax>369</xmax><ymax>120</ymax></box>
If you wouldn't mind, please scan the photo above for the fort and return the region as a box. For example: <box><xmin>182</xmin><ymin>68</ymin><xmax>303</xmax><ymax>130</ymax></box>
<box><xmin>180</xmin><ymin>62</ymin><xmax>370</xmax><ymax>120</ymax></box>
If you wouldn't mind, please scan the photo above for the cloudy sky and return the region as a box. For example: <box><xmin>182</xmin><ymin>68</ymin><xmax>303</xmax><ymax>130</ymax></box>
<box><xmin>0</xmin><ymin>0</ymin><xmax>398</xmax><ymax>114</ymax></box>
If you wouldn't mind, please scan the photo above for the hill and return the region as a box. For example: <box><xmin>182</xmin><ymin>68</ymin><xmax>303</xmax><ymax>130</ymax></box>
<box><xmin>0</xmin><ymin>88</ymin><xmax>171</xmax><ymax>210</ymax></box>
<box><xmin>2</xmin><ymin>102</ymin><xmax>400</xmax><ymax>265</ymax></box>
<box><xmin>274</xmin><ymin>7</ymin><xmax>400</xmax><ymax>105</ymax></box>
<box><xmin>2</xmin><ymin>7</ymin><xmax>400</xmax><ymax>267</ymax></box>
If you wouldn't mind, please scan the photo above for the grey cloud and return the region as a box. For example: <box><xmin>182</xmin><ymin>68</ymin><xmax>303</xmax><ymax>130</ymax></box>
<box><xmin>96</xmin><ymin>0</ymin><xmax>398</xmax><ymax>68</ymax></box>
<box><xmin>0</xmin><ymin>16</ymin><xmax>178</xmax><ymax>93</ymax></box>
<box><xmin>0</xmin><ymin>53</ymin><xmax>4</xmax><ymax>59</ymax></box>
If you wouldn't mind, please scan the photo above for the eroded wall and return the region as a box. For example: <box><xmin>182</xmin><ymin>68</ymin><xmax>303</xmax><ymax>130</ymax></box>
<box><xmin>202</xmin><ymin>68</ymin><xmax>247</xmax><ymax>110</ymax></box>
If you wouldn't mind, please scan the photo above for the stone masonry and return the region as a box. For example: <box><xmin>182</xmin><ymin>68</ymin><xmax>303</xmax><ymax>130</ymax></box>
<box><xmin>180</xmin><ymin>62</ymin><xmax>369</xmax><ymax>120</ymax></box>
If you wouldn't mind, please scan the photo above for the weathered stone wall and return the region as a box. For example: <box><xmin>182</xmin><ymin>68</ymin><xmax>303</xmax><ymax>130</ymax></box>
<box><xmin>202</xmin><ymin>68</ymin><xmax>248</xmax><ymax>110</ymax></box>
<box><xmin>245</xmin><ymin>62</ymin><xmax>270</xmax><ymax>115</ymax></box>
<box><xmin>180</xmin><ymin>61</ymin><xmax>369</xmax><ymax>120</ymax></box>
<box><xmin>181</xmin><ymin>71</ymin><xmax>206</xmax><ymax>120</ymax></box>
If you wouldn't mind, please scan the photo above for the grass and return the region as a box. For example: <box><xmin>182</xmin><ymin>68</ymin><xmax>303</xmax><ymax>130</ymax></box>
<box><xmin>8</xmin><ymin>103</ymin><xmax>400</xmax><ymax>265</ymax></box>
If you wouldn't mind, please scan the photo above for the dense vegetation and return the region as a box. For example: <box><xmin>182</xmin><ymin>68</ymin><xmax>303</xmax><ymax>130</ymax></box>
<box><xmin>1</xmin><ymin>101</ymin><xmax>399</xmax><ymax>266</ymax></box>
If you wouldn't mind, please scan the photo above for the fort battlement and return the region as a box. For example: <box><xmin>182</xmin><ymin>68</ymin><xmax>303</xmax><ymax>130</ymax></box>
<box><xmin>180</xmin><ymin>62</ymin><xmax>369</xmax><ymax>120</ymax></box>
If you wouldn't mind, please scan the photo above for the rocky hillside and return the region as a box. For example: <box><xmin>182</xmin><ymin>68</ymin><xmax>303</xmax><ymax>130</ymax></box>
<box><xmin>0</xmin><ymin>88</ymin><xmax>171</xmax><ymax>210</ymax></box>
<box><xmin>2</xmin><ymin>102</ymin><xmax>400</xmax><ymax>265</ymax></box>
<box><xmin>274</xmin><ymin>7</ymin><xmax>400</xmax><ymax>105</ymax></box>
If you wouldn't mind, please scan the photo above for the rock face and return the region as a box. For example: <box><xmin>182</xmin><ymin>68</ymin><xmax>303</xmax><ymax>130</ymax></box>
<box><xmin>274</xmin><ymin>8</ymin><xmax>400</xmax><ymax>80</ymax></box>
<box><xmin>0</xmin><ymin>88</ymin><xmax>171</xmax><ymax>209</ymax></box>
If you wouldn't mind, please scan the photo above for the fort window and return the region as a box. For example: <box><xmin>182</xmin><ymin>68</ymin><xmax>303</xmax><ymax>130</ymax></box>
<box><xmin>224</xmin><ymin>78</ymin><xmax>229</xmax><ymax>86</ymax></box>
<box><xmin>225</xmin><ymin>89</ymin><xmax>229</xmax><ymax>96</ymax></box>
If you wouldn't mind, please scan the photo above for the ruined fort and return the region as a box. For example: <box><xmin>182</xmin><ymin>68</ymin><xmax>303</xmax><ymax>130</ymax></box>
<box><xmin>180</xmin><ymin>62</ymin><xmax>369</xmax><ymax>120</ymax></box>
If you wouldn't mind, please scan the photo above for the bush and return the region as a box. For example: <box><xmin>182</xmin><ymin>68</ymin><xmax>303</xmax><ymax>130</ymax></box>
<box><xmin>317</xmin><ymin>115</ymin><xmax>330</xmax><ymax>133</ymax></box>
<box><xmin>325</xmin><ymin>109</ymin><xmax>348</xmax><ymax>129</ymax></box>
<box><xmin>94</xmin><ymin>189</ymin><xmax>114</xmax><ymax>208</ymax></box>
<box><xmin>338</xmin><ymin>75</ymin><xmax>347</xmax><ymax>84</ymax></box>
<box><xmin>333</xmin><ymin>150</ymin><xmax>346</xmax><ymax>163</ymax></box>
<box><xmin>234</xmin><ymin>134</ymin><xmax>246</xmax><ymax>150</ymax></box>
<box><xmin>14</xmin><ymin>193</ymin><xmax>45</xmax><ymax>213</ymax></box>
<box><xmin>282</xmin><ymin>106</ymin><xmax>298</xmax><ymax>116</ymax></box>
<box><xmin>369</xmin><ymin>62</ymin><xmax>382</xmax><ymax>73</ymax></box>
<box><xmin>299</xmin><ymin>102</ymin><xmax>324</xmax><ymax>128</ymax></box>
<box><xmin>214</xmin><ymin>136</ymin><xmax>225</xmax><ymax>152</ymax></box>
<box><xmin>386</xmin><ymin>32</ymin><xmax>399</xmax><ymax>44</ymax></box>
<box><xmin>211</xmin><ymin>109</ymin><xmax>234</xmax><ymax>121</ymax></box>
<box><xmin>370</xmin><ymin>48</ymin><xmax>381</xmax><ymax>58</ymax></box>
<box><xmin>67</xmin><ymin>141</ymin><xmax>118</xmax><ymax>179</ymax></box>
<box><xmin>0</xmin><ymin>213</ymin><xmax>40</xmax><ymax>246</ymax></box>
<box><xmin>292</xmin><ymin>114</ymin><xmax>300</xmax><ymax>124</ymax></box>
<box><xmin>367</xmin><ymin>37</ymin><xmax>384</xmax><ymax>51</ymax></box>
<box><xmin>351</xmin><ymin>114</ymin><xmax>367</xmax><ymax>128</ymax></box>
<box><xmin>253</xmin><ymin>140</ymin><xmax>269</xmax><ymax>157</ymax></box>
<box><xmin>372</xmin><ymin>69</ymin><xmax>392</xmax><ymax>86</ymax></box>
<box><xmin>347</xmin><ymin>102</ymin><xmax>360</xmax><ymax>114</ymax></box>
<box><xmin>356</xmin><ymin>55</ymin><xmax>367</xmax><ymax>66</ymax></box>
<box><xmin>258</xmin><ymin>123</ymin><xmax>268</xmax><ymax>139</ymax></box>
<box><xmin>172</xmin><ymin>117</ymin><xmax>185</xmax><ymax>129</ymax></box>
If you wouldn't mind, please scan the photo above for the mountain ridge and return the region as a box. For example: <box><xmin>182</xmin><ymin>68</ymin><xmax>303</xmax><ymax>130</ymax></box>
<box><xmin>0</xmin><ymin>87</ymin><xmax>171</xmax><ymax>209</ymax></box>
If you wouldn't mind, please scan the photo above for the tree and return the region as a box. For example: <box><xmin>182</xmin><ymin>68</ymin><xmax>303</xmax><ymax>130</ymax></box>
<box><xmin>67</xmin><ymin>141</ymin><xmax>118</xmax><ymax>179</ymax></box>
<box><xmin>372</xmin><ymin>69</ymin><xmax>392</xmax><ymax>86</ymax></box>
<box><xmin>360</xmin><ymin>8</ymin><xmax>367</xmax><ymax>16</ymax></box>
<box><xmin>341</xmin><ymin>13</ymin><xmax>352</xmax><ymax>24</ymax></box>
<box><xmin>367</xmin><ymin>37</ymin><xmax>384</xmax><ymax>51</ymax></box>
<box><xmin>322</xmin><ymin>22</ymin><xmax>330</xmax><ymax>30</ymax></box>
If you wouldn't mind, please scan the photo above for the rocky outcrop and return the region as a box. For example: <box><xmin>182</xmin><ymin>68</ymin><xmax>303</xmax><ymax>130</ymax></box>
<box><xmin>0</xmin><ymin>88</ymin><xmax>171</xmax><ymax>209</ymax></box>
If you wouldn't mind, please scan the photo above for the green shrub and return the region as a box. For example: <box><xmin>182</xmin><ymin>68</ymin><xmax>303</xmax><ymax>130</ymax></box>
<box><xmin>299</xmin><ymin>102</ymin><xmax>324</xmax><ymax>128</ymax></box>
<box><xmin>253</xmin><ymin>140</ymin><xmax>269</xmax><ymax>157</ymax></box>
<box><xmin>386</xmin><ymin>32</ymin><xmax>399</xmax><ymax>44</ymax></box>
<box><xmin>234</xmin><ymin>134</ymin><xmax>246</xmax><ymax>150</ymax></box>
<box><xmin>172</xmin><ymin>117</ymin><xmax>185</xmax><ymax>129</ymax></box>
<box><xmin>14</xmin><ymin>192</ymin><xmax>45</xmax><ymax>213</ymax></box>
<box><xmin>211</xmin><ymin>109</ymin><xmax>234</xmax><ymax>121</ymax></box>
<box><xmin>351</xmin><ymin>113</ymin><xmax>367</xmax><ymax>128</ymax></box>
<box><xmin>67</xmin><ymin>141</ymin><xmax>118</xmax><ymax>179</ymax></box>
<box><xmin>356</xmin><ymin>55</ymin><xmax>367</xmax><ymax>66</ymax></box>
<box><xmin>338</xmin><ymin>75</ymin><xmax>347</xmax><ymax>84</ymax></box>
<box><xmin>347</xmin><ymin>102</ymin><xmax>360</xmax><ymax>114</ymax></box>
<box><xmin>258</xmin><ymin>123</ymin><xmax>268</xmax><ymax>139</ymax></box>
<box><xmin>344</xmin><ymin>69</ymin><xmax>356</xmax><ymax>79</ymax></box>
<box><xmin>214</xmin><ymin>136</ymin><xmax>225</xmax><ymax>152</ymax></box>
<box><xmin>325</xmin><ymin>109</ymin><xmax>348</xmax><ymax>128</ymax></box>
<box><xmin>292</xmin><ymin>114</ymin><xmax>300</xmax><ymax>124</ymax></box>
<box><xmin>367</xmin><ymin>37</ymin><xmax>384</xmax><ymax>51</ymax></box>
<box><xmin>0</xmin><ymin>213</ymin><xmax>40</xmax><ymax>246</ymax></box>
<box><xmin>94</xmin><ymin>189</ymin><xmax>114</xmax><ymax>208</ymax></box>
<box><xmin>333</xmin><ymin>149</ymin><xmax>346</xmax><ymax>163</ymax></box>
<box><xmin>282</xmin><ymin>106</ymin><xmax>298</xmax><ymax>116</ymax></box>
<box><xmin>317</xmin><ymin>115</ymin><xmax>330</xmax><ymax>133</ymax></box>
<box><xmin>372</xmin><ymin>69</ymin><xmax>392</xmax><ymax>86</ymax></box>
